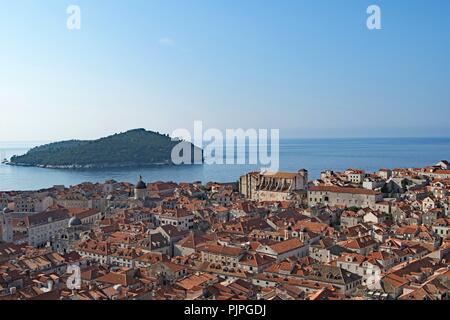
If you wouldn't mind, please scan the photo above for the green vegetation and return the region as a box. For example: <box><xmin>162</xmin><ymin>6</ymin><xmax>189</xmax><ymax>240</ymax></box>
<box><xmin>10</xmin><ymin>129</ymin><xmax>201</xmax><ymax>168</ymax></box>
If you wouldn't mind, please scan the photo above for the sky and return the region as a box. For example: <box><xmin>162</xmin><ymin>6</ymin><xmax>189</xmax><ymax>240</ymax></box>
<box><xmin>0</xmin><ymin>0</ymin><xmax>449</xmax><ymax>141</ymax></box>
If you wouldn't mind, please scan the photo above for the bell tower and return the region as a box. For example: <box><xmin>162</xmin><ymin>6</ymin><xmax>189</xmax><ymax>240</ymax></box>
<box><xmin>1</xmin><ymin>208</ymin><xmax>13</xmax><ymax>243</ymax></box>
<box><xmin>134</xmin><ymin>175</ymin><xmax>148</xmax><ymax>200</ymax></box>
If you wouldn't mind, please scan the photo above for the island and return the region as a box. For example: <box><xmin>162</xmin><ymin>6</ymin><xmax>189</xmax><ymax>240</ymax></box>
<box><xmin>9</xmin><ymin>129</ymin><xmax>203</xmax><ymax>169</ymax></box>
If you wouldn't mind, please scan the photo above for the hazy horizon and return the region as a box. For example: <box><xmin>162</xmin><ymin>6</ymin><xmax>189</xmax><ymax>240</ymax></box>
<box><xmin>2</xmin><ymin>135</ymin><xmax>450</xmax><ymax>145</ymax></box>
<box><xmin>1</xmin><ymin>1</ymin><xmax>449</xmax><ymax>141</ymax></box>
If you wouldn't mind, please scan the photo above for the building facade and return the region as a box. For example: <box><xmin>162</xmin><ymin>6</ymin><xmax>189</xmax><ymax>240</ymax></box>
<box><xmin>308</xmin><ymin>186</ymin><xmax>383</xmax><ymax>208</ymax></box>
<box><xmin>239</xmin><ymin>169</ymin><xmax>308</xmax><ymax>202</ymax></box>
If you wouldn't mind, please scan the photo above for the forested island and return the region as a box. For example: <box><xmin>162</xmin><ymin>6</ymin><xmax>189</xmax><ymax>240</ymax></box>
<box><xmin>9</xmin><ymin>129</ymin><xmax>202</xmax><ymax>169</ymax></box>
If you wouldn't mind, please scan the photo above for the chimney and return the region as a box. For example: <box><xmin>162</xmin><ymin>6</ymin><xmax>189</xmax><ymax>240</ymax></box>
<box><xmin>284</xmin><ymin>229</ymin><xmax>289</xmax><ymax>240</ymax></box>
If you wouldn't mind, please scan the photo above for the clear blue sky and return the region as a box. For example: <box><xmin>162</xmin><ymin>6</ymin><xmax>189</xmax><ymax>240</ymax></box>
<box><xmin>1</xmin><ymin>0</ymin><xmax>449</xmax><ymax>141</ymax></box>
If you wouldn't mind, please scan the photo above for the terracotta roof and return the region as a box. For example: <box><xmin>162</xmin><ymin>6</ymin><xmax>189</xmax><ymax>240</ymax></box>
<box><xmin>177</xmin><ymin>233</ymin><xmax>209</xmax><ymax>249</ymax></box>
<box><xmin>26</xmin><ymin>209</ymin><xmax>71</xmax><ymax>227</ymax></box>
<box><xmin>269</xmin><ymin>238</ymin><xmax>304</xmax><ymax>254</ymax></box>
<box><xmin>262</xmin><ymin>172</ymin><xmax>299</xmax><ymax>179</ymax></box>
<box><xmin>95</xmin><ymin>271</ymin><xmax>137</xmax><ymax>287</ymax></box>
<box><xmin>239</xmin><ymin>253</ymin><xmax>274</xmax><ymax>267</ymax></box>
<box><xmin>198</xmin><ymin>244</ymin><xmax>244</xmax><ymax>257</ymax></box>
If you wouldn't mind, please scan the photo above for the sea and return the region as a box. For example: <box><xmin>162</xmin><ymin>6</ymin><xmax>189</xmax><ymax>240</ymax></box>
<box><xmin>1</xmin><ymin>138</ymin><xmax>450</xmax><ymax>191</ymax></box>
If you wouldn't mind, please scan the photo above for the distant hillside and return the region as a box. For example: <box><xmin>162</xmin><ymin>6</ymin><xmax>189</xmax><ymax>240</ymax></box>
<box><xmin>9</xmin><ymin>129</ymin><xmax>202</xmax><ymax>169</ymax></box>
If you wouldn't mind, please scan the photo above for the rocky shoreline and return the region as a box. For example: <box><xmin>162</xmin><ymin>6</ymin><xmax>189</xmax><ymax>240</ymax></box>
<box><xmin>6</xmin><ymin>160</ymin><xmax>178</xmax><ymax>169</ymax></box>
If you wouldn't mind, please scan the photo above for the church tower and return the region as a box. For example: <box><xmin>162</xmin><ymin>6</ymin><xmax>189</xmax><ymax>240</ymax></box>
<box><xmin>1</xmin><ymin>208</ymin><xmax>13</xmax><ymax>243</ymax></box>
<box><xmin>297</xmin><ymin>169</ymin><xmax>309</xmax><ymax>189</ymax></box>
<box><xmin>134</xmin><ymin>176</ymin><xmax>148</xmax><ymax>200</ymax></box>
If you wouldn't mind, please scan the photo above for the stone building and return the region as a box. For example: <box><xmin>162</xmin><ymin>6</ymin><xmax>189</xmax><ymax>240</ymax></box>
<box><xmin>308</xmin><ymin>186</ymin><xmax>383</xmax><ymax>208</ymax></box>
<box><xmin>239</xmin><ymin>169</ymin><xmax>308</xmax><ymax>202</ymax></box>
<box><xmin>0</xmin><ymin>208</ymin><xmax>13</xmax><ymax>243</ymax></box>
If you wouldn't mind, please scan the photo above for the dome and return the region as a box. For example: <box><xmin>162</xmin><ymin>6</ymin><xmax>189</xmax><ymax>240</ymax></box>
<box><xmin>68</xmin><ymin>216</ymin><xmax>82</xmax><ymax>227</ymax></box>
<box><xmin>135</xmin><ymin>176</ymin><xmax>146</xmax><ymax>190</ymax></box>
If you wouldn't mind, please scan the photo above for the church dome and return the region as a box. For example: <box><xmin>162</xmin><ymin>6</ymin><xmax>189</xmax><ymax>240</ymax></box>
<box><xmin>135</xmin><ymin>176</ymin><xmax>147</xmax><ymax>190</ymax></box>
<box><xmin>68</xmin><ymin>216</ymin><xmax>82</xmax><ymax>227</ymax></box>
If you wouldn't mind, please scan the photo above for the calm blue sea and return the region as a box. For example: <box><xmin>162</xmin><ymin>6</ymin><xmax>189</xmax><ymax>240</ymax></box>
<box><xmin>1</xmin><ymin>138</ymin><xmax>450</xmax><ymax>191</ymax></box>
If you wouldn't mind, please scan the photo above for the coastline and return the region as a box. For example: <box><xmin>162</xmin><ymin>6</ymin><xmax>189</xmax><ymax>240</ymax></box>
<box><xmin>5</xmin><ymin>160</ymin><xmax>201</xmax><ymax>170</ymax></box>
<box><xmin>2</xmin><ymin>137</ymin><xmax>450</xmax><ymax>192</ymax></box>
